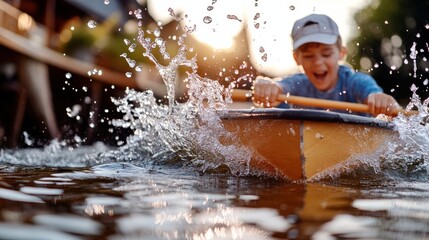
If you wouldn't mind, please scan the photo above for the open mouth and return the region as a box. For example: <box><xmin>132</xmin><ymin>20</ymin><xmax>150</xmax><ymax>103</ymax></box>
<box><xmin>314</xmin><ymin>72</ymin><xmax>327</xmax><ymax>80</ymax></box>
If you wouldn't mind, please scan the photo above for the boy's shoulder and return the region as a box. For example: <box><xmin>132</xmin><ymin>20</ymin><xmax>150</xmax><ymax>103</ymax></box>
<box><xmin>338</xmin><ymin>65</ymin><xmax>373</xmax><ymax>81</ymax></box>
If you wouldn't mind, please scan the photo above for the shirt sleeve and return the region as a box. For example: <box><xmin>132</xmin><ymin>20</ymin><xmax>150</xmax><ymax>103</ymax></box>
<box><xmin>350</xmin><ymin>72</ymin><xmax>383</xmax><ymax>103</ymax></box>
<box><xmin>276</xmin><ymin>74</ymin><xmax>312</xmax><ymax>108</ymax></box>
<box><xmin>277</xmin><ymin>73</ymin><xmax>309</xmax><ymax>95</ymax></box>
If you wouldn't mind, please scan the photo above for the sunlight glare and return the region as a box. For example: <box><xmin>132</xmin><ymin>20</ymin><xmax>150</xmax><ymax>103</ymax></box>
<box><xmin>147</xmin><ymin>0</ymin><xmax>372</xmax><ymax>76</ymax></box>
<box><xmin>147</xmin><ymin>0</ymin><xmax>245</xmax><ymax>50</ymax></box>
<box><xmin>183</xmin><ymin>0</ymin><xmax>245</xmax><ymax>49</ymax></box>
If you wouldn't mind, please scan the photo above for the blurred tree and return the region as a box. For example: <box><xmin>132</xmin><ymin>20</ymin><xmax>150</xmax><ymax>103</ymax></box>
<box><xmin>347</xmin><ymin>0</ymin><xmax>429</xmax><ymax>104</ymax></box>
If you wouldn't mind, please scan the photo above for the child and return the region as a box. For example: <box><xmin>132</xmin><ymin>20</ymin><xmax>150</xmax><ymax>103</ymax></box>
<box><xmin>252</xmin><ymin>13</ymin><xmax>400</xmax><ymax>116</ymax></box>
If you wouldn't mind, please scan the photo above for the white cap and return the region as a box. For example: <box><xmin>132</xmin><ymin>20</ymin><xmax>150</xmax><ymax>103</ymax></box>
<box><xmin>291</xmin><ymin>14</ymin><xmax>340</xmax><ymax>50</ymax></box>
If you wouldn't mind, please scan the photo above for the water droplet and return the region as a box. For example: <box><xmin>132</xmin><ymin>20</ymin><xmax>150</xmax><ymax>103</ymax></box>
<box><xmin>127</xmin><ymin>59</ymin><xmax>136</xmax><ymax>68</ymax></box>
<box><xmin>168</xmin><ymin>7</ymin><xmax>175</xmax><ymax>17</ymax></box>
<box><xmin>125</xmin><ymin>72</ymin><xmax>133</xmax><ymax>78</ymax></box>
<box><xmin>289</xmin><ymin>5</ymin><xmax>295</xmax><ymax>10</ymax></box>
<box><xmin>154</xmin><ymin>29</ymin><xmax>161</xmax><ymax>37</ymax></box>
<box><xmin>65</xmin><ymin>73</ymin><xmax>72</xmax><ymax>79</ymax></box>
<box><xmin>384</xmin><ymin>20</ymin><xmax>389</xmax><ymax>24</ymax></box>
<box><xmin>135</xmin><ymin>66</ymin><xmax>142</xmax><ymax>72</ymax></box>
<box><xmin>203</xmin><ymin>16</ymin><xmax>212</xmax><ymax>24</ymax></box>
<box><xmin>254</xmin><ymin>23</ymin><xmax>260</xmax><ymax>29</ymax></box>
<box><xmin>104</xmin><ymin>0</ymin><xmax>110</xmax><ymax>4</ymax></box>
<box><xmin>128</xmin><ymin>43</ymin><xmax>136</xmax><ymax>52</ymax></box>
<box><xmin>259</xmin><ymin>46</ymin><xmax>265</xmax><ymax>53</ymax></box>
<box><xmin>90</xmin><ymin>69</ymin><xmax>98</xmax><ymax>75</ymax></box>
<box><xmin>410</xmin><ymin>42</ymin><xmax>418</xmax><ymax>78</ymax></box>
<box><xmin>155</xmin><ymin>38</ymin><xmax>163</xmax><ymax>46</ymax></box>
<box><xmin>66</xmin><ymin>104</ymin><xmax>82</xmax><ymax>118</ymax></box>
<box><xmin>426</xmin><ymin>24</ymin><xmax>429</xmax><ymax>29</ymax></box>
<box><xmin>254</xmin><ymin>13</ymin><xmax>260</xmax><ymax>20</ymax></box>
<box><xmin>207</xmin><ymin>6</ymin><xmax>214</xmax><ymax>11</ymax></box>
<box><xmin>134</xmin><ymin>9</ymin><xmax>142</xmax><ymax>20</ymax></box>
<box><xmin>424</xmin><ymin>79</ymin><xmax>429</xmax><ymax>85</ymax></box>
<box><xmin>240</xmin><ymin>61</ymin><xmax>248</xmax><ymax>69</ymax></box>
<box><xmin>410</xmin><ymin>42</ymin><xmax>417</xmax><ymax>60</ymax></box>
<box><xmin>23</xmin><ymin>132</ymin><xmax>33</xmax><ymax>146</ymax></box>
<box><xmin>261</xmin><ymin>53</ymin><xmax>268</xmax><ymax>62</ymax></box>
<box><xmin>124</xmin><ymin>39</ymin><xmax>131</xmax><ymax>45</ymax></box>
<box><xmin>227</xmin><ymin>15</ymin><xmax>242</xmax><ymax>22</ymax></box>
<box><xmin>212</xmin><ymin>0</ymin><xmax>217</xmax><ymax>4</ymax></box>
<box><xmin>87</xmin><ymin>20</ymin><xmax>97</xmax><ymax>29</ymax></box>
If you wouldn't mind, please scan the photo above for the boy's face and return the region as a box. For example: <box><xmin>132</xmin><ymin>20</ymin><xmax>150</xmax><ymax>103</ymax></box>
<box><xmin>293</xmin><ymin>43</ymin><xmax>346</xmax><ymax>92</ymax></box>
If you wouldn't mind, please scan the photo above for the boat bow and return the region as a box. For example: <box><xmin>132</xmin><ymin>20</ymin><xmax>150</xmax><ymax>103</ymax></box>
<box><xmin>219</xmin><ymin>109</ymin><xmax>395</xmax><ymax>181</ymax></box>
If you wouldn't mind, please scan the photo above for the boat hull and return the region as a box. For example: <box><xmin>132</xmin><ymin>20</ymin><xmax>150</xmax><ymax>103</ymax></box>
<box><xmin>220</xmin><ymin>109</ymin><xmax>395</xmax><ymax>181</ymax></box>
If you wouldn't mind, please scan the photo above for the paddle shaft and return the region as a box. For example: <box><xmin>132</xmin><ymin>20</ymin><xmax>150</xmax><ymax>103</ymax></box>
<box><xmin>231</xmin><ymin>89</ymin><xmax>418</xmax><ymax>116</ymax></box>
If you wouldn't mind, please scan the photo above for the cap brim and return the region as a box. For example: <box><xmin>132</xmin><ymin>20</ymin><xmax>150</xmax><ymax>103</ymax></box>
<box><xmin>293</xmin><ymin>34</ymin><xmax>338</xmax><ymax>50</ymax></box>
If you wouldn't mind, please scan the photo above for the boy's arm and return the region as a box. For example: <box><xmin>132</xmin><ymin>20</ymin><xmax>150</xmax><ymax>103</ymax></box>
<box><xmin>252</xmin><ymin>76</ymin><xmax>284</xmax><ymax>107</ymax></box>
<box><xmin>351</xmin><ymin>72</ymin><xmax>401</xmax><ymax>116</ymax></box>
<box><xmin>365</xmin><ymin>92</ymin><xmax>401</xmax><ymax>116</ymax></box>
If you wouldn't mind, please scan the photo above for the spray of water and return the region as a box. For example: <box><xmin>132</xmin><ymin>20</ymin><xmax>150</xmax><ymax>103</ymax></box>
<box><xmin>99</xmin><ymin>8</ymin><xmax>256</xmax><ymax>176</ymax></box>
<box><xmin>0</xmin><ymin>7</ymin><xmax>256</xmax><ymax>177</ymax></box>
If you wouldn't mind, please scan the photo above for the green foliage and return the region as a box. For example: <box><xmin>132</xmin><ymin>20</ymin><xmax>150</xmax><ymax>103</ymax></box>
<box><xmin>348</xmin><ymin>0</ymin><xmax>429</xmax><ymax>102</ymax></box>
<box><xmin>60</xmin><ymin>14</ymin><xmax>149</xmax><ymax>72</ymax></box>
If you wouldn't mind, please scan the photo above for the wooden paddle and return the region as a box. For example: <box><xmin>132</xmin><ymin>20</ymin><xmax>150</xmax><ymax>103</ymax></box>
<box><xmin>230</xmin><ymin>89</ymin><xmax>419</xmax><ymax>117</ymax></box>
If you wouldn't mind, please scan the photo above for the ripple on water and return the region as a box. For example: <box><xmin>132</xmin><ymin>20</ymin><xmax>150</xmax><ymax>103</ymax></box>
<box><xmin>0</xmin><ymin>188</ymin><xmax>44</xmax><ymax>203</ymax></box>
<box><xmin>32</xmin><ymin>214</ymin><xmax>104</xmax><ymax>235</ymax></box>
<box><xmin>0</xmin><ymin>223</ymin><xmax>80</xmax><ymax>240</ymax></box>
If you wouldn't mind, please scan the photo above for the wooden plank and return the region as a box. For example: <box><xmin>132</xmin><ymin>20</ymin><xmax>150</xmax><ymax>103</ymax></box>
<box><xmin>303</xmin><ymin>122</ymin><xmax>392</xmax><ymax>180</ymax></box>
<box><xmin>221</xmin><ymin>118</ymin><xmax>303</xmax><ymax>180</ymax></box>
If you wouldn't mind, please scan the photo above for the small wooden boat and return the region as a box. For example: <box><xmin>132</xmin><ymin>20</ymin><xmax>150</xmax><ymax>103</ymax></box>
<box><xmin>219</xmin><ymin>108</ymin><xmax>396</xmax><ymax>181</ymax></box>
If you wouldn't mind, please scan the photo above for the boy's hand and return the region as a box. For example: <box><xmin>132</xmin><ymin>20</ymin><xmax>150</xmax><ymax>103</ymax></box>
<box><xmin>366</xmin><ymin>93</ymin><xmax>401</xmax><ymax>116</ymax></box>
<box><xmin>252</xmin><ymin>76</ymin><xmax>284</xmax><ymax>107</ymax></box>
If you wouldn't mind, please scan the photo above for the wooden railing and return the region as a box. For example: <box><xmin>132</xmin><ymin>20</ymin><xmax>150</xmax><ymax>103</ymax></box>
<box><xmin>0</xmin><ymin>2</ymin><xmax>138</xmax><ymax>88</ymax></box>
<box><xmin>0</xmin><ymin>0</ymin><xmax>139</xmax><ymax>144</ymax></box>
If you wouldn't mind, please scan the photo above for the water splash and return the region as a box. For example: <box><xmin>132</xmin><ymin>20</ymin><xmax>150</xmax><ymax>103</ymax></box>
<box><xmin>98</xmin><ymin>9</ymin><xmax>255</xmax><ymax>176</ymax></box>
<box><xmin>0</xmin><ymin>7</ymin><xmax>255</xmax><ymax>177</ymax></box>
<box><xmin>379</xmin><ymin>86</ymin><xmax>429</xmax><ymax>179</ymax></box>
<box><xmin>410</xmin><ymin>42</ymin><xmax>418</xmax><ymax>78</ymax></box>
<box><xmin>311</xmin><ymin>86</ymin><xmax>429</xmax><ymax>182</ymax></box>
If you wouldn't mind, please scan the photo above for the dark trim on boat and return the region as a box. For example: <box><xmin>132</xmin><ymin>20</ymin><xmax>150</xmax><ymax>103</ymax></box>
<box><xmin>219</xmin><ymin>109</ymin><xmax>394</xmax><ymax>129</ymax></box>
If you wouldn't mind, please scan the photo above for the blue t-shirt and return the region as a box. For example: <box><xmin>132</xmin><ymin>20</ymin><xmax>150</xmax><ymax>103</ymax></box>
<box><xmin>277</xmin><ymin>65</ymin><xmax>383</xmax><ymax>114</ymax></box>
